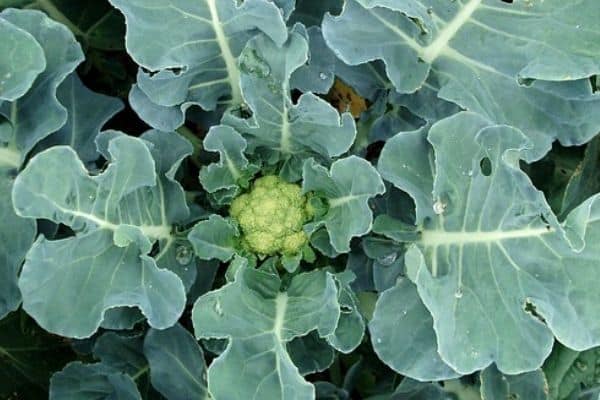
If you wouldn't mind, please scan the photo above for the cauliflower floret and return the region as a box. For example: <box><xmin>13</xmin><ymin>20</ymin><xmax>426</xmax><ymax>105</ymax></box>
<box><xmin>230</xmin><ymin>175</ymin><xmax>311</xmax><ymax>256</ymax></box>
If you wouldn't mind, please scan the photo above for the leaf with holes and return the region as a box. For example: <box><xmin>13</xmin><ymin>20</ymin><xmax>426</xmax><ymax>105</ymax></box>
<box><xmin>192</xmin><ymin>267</ymin><xmax>340</xmax><ymax>400</ymax></box>
<box><xmin>223</xmin><ymin>29</ymin><xmax>356</xmax><ymax>181</ymax></box>
<box><xmin>110</xmin><ymin>0</ymin><xmax>288</xmax><ymax>130</ymax></box>
<box><xmin>13</xmin><ymin>132</ymin><xmax>191</xmax><ymax>338</ymax></box>
<box><xmin>323</xmin><ymin>0</ymin><xmax>600</xmax><ymax>160</ymax></box>
<box><xmin>378</xmin><ymin>111</ymin><xmax>600</xmax><ymax>374</ymax></box>
<box><xmin>303</xmin><ymin>156</ymin><xmax>385</xmax><ymax>253</ymax></box>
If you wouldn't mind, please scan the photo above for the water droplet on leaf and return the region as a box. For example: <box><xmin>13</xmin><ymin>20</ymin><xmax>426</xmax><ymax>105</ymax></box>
<box><xmin>575</xmin><ymin>360</ymin><xmax>588</xmax><ymax>371</ymax></box>
<box><xmin>454</xmin><ymin>288</ymin><xmax>463</xmax><ymax>299</ymax></box>
<box><xmin>175</xmin><ymin>245</ymin><xmax>193</xmax><ymax>265</ymax></box>
<box><xmin>214</xmin><ymin>300</ymin><xmax>223</xmax><ymax>317</ymax></box>
<box><xmin>319</xmin><ymin>72</ymin><xmax>328</xmax><ymax>80</ymax></box>
<box><xmin>433</xmin><ymin>200</ymin><xmax>446</xmax><ymax>214</ymax></box>
<box><xmin>379</xmin><ymin>252</ymin><xmax>397</xmax><ymax>266</ymax></box>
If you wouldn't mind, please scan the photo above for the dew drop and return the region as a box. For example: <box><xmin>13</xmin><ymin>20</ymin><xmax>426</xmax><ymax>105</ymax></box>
<box><xmin>376</xmin><ymin>338</ymin><xmax>382</xmax><ymax>344</ymax></box>
<box><xmin>319</xmin><ymin>72</ymin><xmax>328</xmax><ymax>80</ymax></box>
<box><xmin>575</xmin><ymin>360</ymin><xmax>588</xmax><ymax>371</ymax></box>
<box><xmin>175</xmin><ymin>245</ymin><xmax>193</xmax><ymax>265</ymax></box>
<box><xmin>214</xmin><ymin>300</ymin><xmax>223</xmax><ymax>317</ymax></box>
<box><xmin>454</xmin><ymin>288</ymin><xmax>463</xmax><ymax>299</ymax></box>
<box><xmin>379</xmin><ymin>252</ymin><xmax>398</xmax><ymax>266</ymax></box>
<box><xmin>433</xmin><ymin>200</ymin><xmax>446</xmax><ymax>215</ymax></box>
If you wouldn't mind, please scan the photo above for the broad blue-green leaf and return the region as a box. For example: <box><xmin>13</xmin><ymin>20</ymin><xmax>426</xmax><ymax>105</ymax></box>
<box><xmin>0</xmin><ymin>8</ymin><xmax>84</xmax><ymax>157</ymax></box>
<box><xmin>128</xmin><ymin>83</ymin><xmax>186</xmax><ymax>132</ymax></box>
<box><xmin>323</xmin><ymin>0</ymin><xmax>600</xmax><ymax>160</ymax></box>
<box><xmin>352</xmin><ymin>91</ymin><xmax>425</xmax><ymax>154</ymax></box>
<box><xmin>0</xmin><ymin>16</ymin><xmax>45</xmax><ymax>101</ymax></box>
<box><xmin>303</xmin><ymin>156</ymin><xmax>385</xmax><ymax>253</ymax></box>
<box><xmin>378</xmin><ymin>111</ymin><xmax>600</xmax><ymax>374</ymax></box>
<box><xmin>370</xmin><ymin>275</ymin><xmax>459</xmax><ymax>382</ymax></box>
<box><xmin>480</xmin><ymin>365</ymin><xmax>548</xmax><ymax>400</ymax></box>
<box><xmin>389</xmin><ymin>82</ymin><xmax>460</xmax><ymax>124</ymax></box>
<box><xmin>0</xmin><ymin>176</ymin><xmax>35</xmax><ymax>318</ymax></box>
<box><xmin>3</xmin><ymin>0</ymin><xmax>126</xmax><ymax>50</ymax></box>
<box><xmin>110</xmin><ymin>0</ymin><xmax>288</xmax><ymax>129</ymax></box>
<box><xmin>290</xmin><ymin>26</ymin><xmax>336</xmax><ymax>94</ymax></box>
<box><xmin>144</xmin><ymin>324</ymin><xmax>209</xmax><ymax>400</ymax></box>
<box><xmin>270</xmin><ymin>0</ymin><xmax>295</xmax><ymax>20</ymax></box>
<box><xmin>188</xmin><ymin>214</ymin><xmax>239</xmax><ymax>262</ymax></box>
<box><xmin>544</xmin><ymin>344</ymin><xmax>600</xmax><ymax>400</ymax></box>
<box><xmin>391</xmin><ymin>379</ymin><xmax>453</xmax><ymax>400</ymax></box>
<box><xmin>326</xmin><ymin>271</ymin><xmax>365</xmax><ymax>353</ymax></box>
<box><xmin>49</xmin><ymin>362</ymin><xmax>141</xmax><ymax>400</ymax></box>
<box><xmin>199</xmin><ymin>125</ymin><xmax>259</xmax><ymax>205</ymax></box>
<box><xmin>93</xmin><ymin>332</ymin><xmax>146</xmax><ymax>376</ymax></box>
<box><xmin>192</xmin><ymin>268</ymin><xmax>340</xmax><ymax>400</ymax></box>
<box><xmin>41</xmin><ymin>74</ymin><xmax>123</xmax><ymax>163</ymax></box>
<box><xmin>13</xmin><ymin>135</ymin><xmax>190</xmax><ymax>338</ymax></box>
<box><xmin>97</xmin><ymin>130</ymin><xmax>197</xmax><ymax>290</ymax></box>
<box><xmin>558</xmin><ymin>137</ymin><xmax>600</xmax><ymax>218</ymax></box>
<box><xmin>223</xmin><ymin>30</ymin><xmax>356</xmax><ymax>178</ymax></box>
<box><xmin>288</xmin><ymin>332</ymin><xmax>335</xmax><ymax>376</ymax></box>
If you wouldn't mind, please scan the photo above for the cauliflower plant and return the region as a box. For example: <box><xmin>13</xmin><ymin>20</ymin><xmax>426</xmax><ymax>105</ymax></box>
<box><xmin>229</xmin><ymin>175</ymin><xmax>312</xmax><ymax>256</ymax></box>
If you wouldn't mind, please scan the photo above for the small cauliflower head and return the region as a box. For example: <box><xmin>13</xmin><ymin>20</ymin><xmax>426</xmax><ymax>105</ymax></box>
<box><xmin>230</xmin><ymin>175</ymin><xmax>312</xmax><ymax>256</ymax></box>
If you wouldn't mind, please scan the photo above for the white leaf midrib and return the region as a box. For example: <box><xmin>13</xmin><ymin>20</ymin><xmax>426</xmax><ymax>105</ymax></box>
<box><xmin>0</xmin><ymin>147</ymin><xmax>20</xmax><ymax>169</ymax></box>
<box><xmin>419</xmin><ymin>226</ymin><xmax>553</xmax><ymax>247</ymax></box>
<box><xmin>368</xmin><ymin>0</ymin><xmax>482</xmax><ymax>63</ymax></box>
<box><xmin>205</xmin><ymin>0</ymin><xmax>242</xmax><ymax>104</ymax></box>
<box><xmin>420</xmin><ymin>0</ymin><xmax>482</xmax><ymax>63</ymax></box>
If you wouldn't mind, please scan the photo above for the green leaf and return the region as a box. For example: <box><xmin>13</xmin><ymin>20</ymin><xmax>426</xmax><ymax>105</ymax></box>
<box><xmin>223</xmin><ymin>29</ymin><xmax>356</xmax><ymax>177</ymax></box>
<box><xmin>326</xmin><ymin>272</ymin><xmax>365</xmax><ymax>354</ymax></box>
<box><xmin>13</xmin><ymin>134</ymin><xmax>190</xmax><ymax>337</ymax></box>
<box><xmin>110</xmin><ymin>0</ymin><xmax>288</xmax><ymax>129</ymax></box>
<box><xmin>288</xmin><ymin>332</ymin><xmax>335</xmax><ymax>376</ymax></box>
<box><xmin>144</xmin><ymin>324</ymin><xmax>209</xmax><ymax>400</ymax></box>
<box><xmin>0</xmin><ymin>16</ymin><xmax>45</xmax><ymax>101</ymax></box>
<box><xmin>544</xmin><ymin>344</ymin><xmax>600</xmax><ymax>400</ymax></box>
<box><xmin>303</xmin><ymin>156</ymin><xmax>385</xmax><ymax>253</ymax></box>
<box><xmin>0</xmin><ymin>8</ymin><xmax>84</xmax><ymax>157</ymax></box>
<box><xmin>0</xmin><ymin>176</ymin><xmax>35</xmax><ymax>318</ymax></box>
<box><xmin>49</xmin><ymin>362</ymin><xmax>142</xmax><ymax>400</ymax></box>
<box><xmin>199</xmin><ymin>125</ymin><xmax>260</xmax><ymax>205</ymax></box>
<box><xmin>0</xmin><ymin>311</ymin><xmax>74</xmax><ymax>399</ymax></box>
<box><xmin>480</xmin><ymin>365</ymin><xmax>548</xmax><ymax>400</ymax></box>
<box><xmin>192</xmin><ymin>267</ymin><xmax>340</xmax><ymax>400</ymax></box>
<box><xmin>378</xmin><ymin>111</ymin><xmax>600</xmax><ymax>374</ymax></box>
<box><xmin>290</xmin><ymin>26</ymin><xmax>336</xmax><ymax>95</ymax></box>
<box><xmin>40</xmin><ymin>74</ymin><xmax>123</xmax><ymax>163</ymax></box>
<box><xmin>93</xmin><ymin>332</ymin><xmax>147</xmax><ymax>376</ymax></box>
<box><xmin>370</xmin><ymin>276</ymin><xmax>459</xmax><ymax>381</ymax></box>
<box><xmin>188</xmin><ymin>214</ymin><xmax>239</xmax><ymax>262</ymax></box>
<box><xmin>558</xmin><ymin>137</ymin><xmax>600</xmax><ymax>218</ymax></box>
<box><xmin>323</xmin><ymin>0</ymin><xmax>600</xmax><ymax>160</ymax></box>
